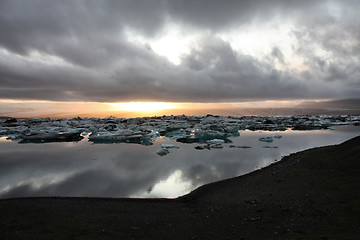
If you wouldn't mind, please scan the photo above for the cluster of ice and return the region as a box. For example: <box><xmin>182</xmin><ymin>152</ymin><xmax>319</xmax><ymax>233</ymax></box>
<box><xmin>0</xmin><ymin>115</ymin><xmax>359</xmax><ymax>148</ymax></box>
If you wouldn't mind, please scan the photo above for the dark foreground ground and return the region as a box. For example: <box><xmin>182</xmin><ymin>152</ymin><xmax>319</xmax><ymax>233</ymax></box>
<box><xmin>1</xmin><ymin>137</ymin><xmax>360</xmax><ymax>240</ymax></box>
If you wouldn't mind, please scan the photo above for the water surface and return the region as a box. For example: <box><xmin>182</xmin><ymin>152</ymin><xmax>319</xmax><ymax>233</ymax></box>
<box><xmin>0</xmin><ymin>126</ymin><xmax>359</xmax><ymax>198</ymax></box>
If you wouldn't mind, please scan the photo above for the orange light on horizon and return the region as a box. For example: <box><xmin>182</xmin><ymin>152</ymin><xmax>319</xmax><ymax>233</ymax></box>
<box><xmin>0</xmin><ymin>99</ymin><xmax>307</xmax><ymax>118</ymax></box>
<box><xmin>107</xmin><ymin>102</ymin><xmax>178</xmax><ymax>112</ymax></box>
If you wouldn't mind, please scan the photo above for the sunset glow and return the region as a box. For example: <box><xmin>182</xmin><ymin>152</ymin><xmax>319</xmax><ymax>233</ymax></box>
<box><xmin>0</xmin><ymin>1</ymin><xmax>358</xmax><ymax>112</ymax></box>
<box><xmin>1</xmin><ymin>2</ymin><xmax>360</xmax><ymax>237</ymax></box>
<box><xmin>0</xmin><ymin>99</ymin><xmax>317</xmax><ymax>118</ymax></box>
<box><xmin>108</xmin><ymin>102</ymin><xmax>177</xmax><ymax>112</ymax></box>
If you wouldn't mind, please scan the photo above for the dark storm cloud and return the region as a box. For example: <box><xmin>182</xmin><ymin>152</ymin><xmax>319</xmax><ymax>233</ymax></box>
<box><xmin>177</xmin><ymin>36</ymin><xmax>311</xmax><ymax>101</ymax></box>
<box><xmin>166</xmin><ymin>0</ymin><xmax>317</xmax><ymax>30</ymax></box>
<box><xmin>0</xmin><ymin>0</ymin><xmax>359</xmax><ymax>102</ymax></box>
<box><xmin>290</xmin><ymin>0</ymin><xmax>360</xmax><ymax>99</ymax></box>
<box><xmin>0</xmin><ymin>0</ymin><xmax>166</xmax><ymax>54</ymax></box>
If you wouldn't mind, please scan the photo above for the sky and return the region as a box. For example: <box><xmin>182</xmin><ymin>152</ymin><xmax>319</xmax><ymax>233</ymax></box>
<box><xmin>0</xmin><ymin>0</ymin><xmax>360</xmax><ymax>117</ymax></box>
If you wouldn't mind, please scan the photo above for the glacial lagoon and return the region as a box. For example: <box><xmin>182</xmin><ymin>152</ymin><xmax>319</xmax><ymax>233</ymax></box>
<box><xmin>1</xmin><ymin>115</ymin><xmax>359</xmax><ymax>199</ymax></box>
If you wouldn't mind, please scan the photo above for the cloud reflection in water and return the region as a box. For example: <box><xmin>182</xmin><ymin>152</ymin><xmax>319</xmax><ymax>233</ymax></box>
<box><xmin>0</xmin><ymin>126</ymin><xmax>359</xmax><ymax>199</ymax></box>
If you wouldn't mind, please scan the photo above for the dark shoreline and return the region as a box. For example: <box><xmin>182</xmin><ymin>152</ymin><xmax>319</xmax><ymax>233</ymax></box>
<box><xmin>1</xmin><ymin>136</ymin><xmax>360</xmax><ymax>239</ymax></box>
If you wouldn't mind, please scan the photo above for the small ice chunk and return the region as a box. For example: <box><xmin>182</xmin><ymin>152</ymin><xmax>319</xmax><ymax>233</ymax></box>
<box><xmin>206</xmin><ymin>139</ymin><xmax>225</xmax><ymax>144</ymax></box>
<box><xmin>259</xmin><ymin>136</ymin><xmax>274</xmax><ymax>143</ymax></box>
<box><xmin>161</xmin><ymin>144</ymin><xmax>180</xmax><ymax>149</ymax></box>
<box><xmin>272</xmin><ymin>134</ymin><xmax>282</xmax><ymax>139</ymax></box>
<box><xmin>194</xmin><ymin>145</ymin><xmax>204</xmax><ymax>150</ymax></box>
<box><xmin>20</xmin><ymin>132</ymin><xmax>83</xmax><ymax>143</ymax></box>
<box><xmin>157</xmin><ymin>149</ymin><xmax>169</xmax><ymax>156</ymax></box>
<box><xmin>229</xmin><ymin>145</ymin><xmax>252</xmax><ymax>149</ymax></box>
<box><xmin>6</xmin><ymin>135</ymin><xmax>18</xmax><ymax>140</ymax></box>
<box><xmin>176</xmin><ymin>137</ymin><xmax>200</xmax><ymax>143</ymax></box>
<box><xmin>210</xmin><ymin>143</ymin><xmax>223</xmax><ymax>149</ymax></box>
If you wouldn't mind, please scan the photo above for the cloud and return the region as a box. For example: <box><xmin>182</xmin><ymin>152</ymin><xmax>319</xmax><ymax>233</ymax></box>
<box><xmin>0</xmin><ymin>142</ymin><xmax>175</xmax><ymax>198</ymax></box>
<box><xmin>0</xmin><ymin>0</ymin><xmax>359</xmax><ymax>103</ymax></box>
<box><xmin>166</xmin><ymin>0</ymin><xmax>318</xmax><ymax>31</ymax></box>
<box><xmin>0</xmin><ymin>169</ymin><xmax>159</xmax><ymax>198</ymax></box>
<box><xmin>271</xmin><ymin>47</ymin><xmax>285</xmax><ymax>64</ymax></box>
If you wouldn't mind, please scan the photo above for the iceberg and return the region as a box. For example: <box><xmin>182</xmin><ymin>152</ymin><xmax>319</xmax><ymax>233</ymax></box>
<box><xmin>20</xmin><ymin>132</ymin><xmax>84</xmax><ymax>143</ymax></box>
<box><xmin>206</xmin><ymin>139</ymin><xmax>225</xmax><ymax>144</ymax></box>
<box><xmin>0</xmin><ymin>114</ymin><xmax>358</xmax><ymax>147</ymax></box>
<box><xmin>194</xmin><ymin>143</ymin><xmax>224</xmax><ymax>150</ymax></box>
<box><xmin>161</xmin><ymin>144</ymin><xmax>180</xmax><ymax>149</ymax></box>
<box><xmin>89</xmin><ymin>133</ymin><xmax>152</xmax><ymax>145</ymax></box>
<box><xmin>209</xmin><ymin>143</ymin><xmax>223</xmax><ymax>149</ymax></box>
<box><xmin>259</xmin><ymin>134</ymin><xmax>282</xmax><ymax>143</ymax></box>
<box><xmin>229</xmin><ymin>145</ymin><xmax>252</xmax><ymax>149</ymax></box>
<box><xmin>176</xmin><ymin>137</ymin><xmax>200</xmax><ymax>143</ymax></box>
<box><xmin>194</xmin><ymin>130</ymin><xmax>232</xmax><ymax>143</ymax></box>
<box><xmin>157</xmin><ymin>149</ymin><xmax>169</xmax><ymax>156</ymax></box>
<box><xmin>259</xmin><ymin>136</ymin><xmax>274</xmax><ymax>143</ymax></box>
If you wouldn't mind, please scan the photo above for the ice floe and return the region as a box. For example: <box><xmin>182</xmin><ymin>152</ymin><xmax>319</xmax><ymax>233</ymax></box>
<box><xmin>161</xmin><ymin>144</ymin><xmax>180</xmax><ymax>149</ymax></box>
<box><xmin>157</xmin><ymin>148</ymin><xmax>170</xmax><ymax>156</ymax></box>
<box><xmin>259</xmin><ymin>136</ymin><xmax>275</xmax><ymax>143</ymax></box>
<box><xmin>206</xmin><ymin>139</ymin><xmax>225</xmax><ymax>144</ymax></box>
<box><xmin>0</xmin><ymin>114</ymin><xmax>358</xmax><ymax>152</ymax></box>
<box><xmin>20</xmin><ymin>132</ymin><xmax>83</xmax><ymax>143</ymax></box>
<box><xmin>229</xmin><ymin>145</ymin><xmax>252</xmax><ymax>149</ymax></box>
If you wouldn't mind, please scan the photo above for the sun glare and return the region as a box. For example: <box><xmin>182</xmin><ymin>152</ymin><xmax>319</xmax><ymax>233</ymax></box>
<box><xmin>124</xmin><ymin>24</ymin><xmax>195</xmax><ymax>65</ymax></box>
<box><xmin>108</xmin><ymin>102</ymin><xmax>176</xmax><ymax>112</ymax></box>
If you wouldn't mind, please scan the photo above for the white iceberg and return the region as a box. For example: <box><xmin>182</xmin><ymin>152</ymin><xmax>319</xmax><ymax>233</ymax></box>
<box><xmin>206</xmin><ymin>139</ymin><xmax>225</xmax><ymax>144</ymax></box>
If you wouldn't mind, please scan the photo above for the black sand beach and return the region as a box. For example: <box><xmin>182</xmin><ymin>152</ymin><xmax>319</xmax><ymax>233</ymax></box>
<box><xmin>1</xmin><ymin>136</ymin><xmax>359</xmax><ymax>240</ymax></box>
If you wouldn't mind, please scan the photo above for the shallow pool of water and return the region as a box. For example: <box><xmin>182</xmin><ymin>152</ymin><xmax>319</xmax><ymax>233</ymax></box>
<box><xmin>0</xmin><ymin>126</ymin><xmax>359</xmax><ymax>199</ymax></box>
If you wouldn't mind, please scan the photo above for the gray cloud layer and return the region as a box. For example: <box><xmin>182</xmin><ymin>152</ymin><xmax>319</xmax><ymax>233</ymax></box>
<box><xmin>0</xmin><ymin>0</ymin><xmax>359</xmax><ymax>102</ymax></box>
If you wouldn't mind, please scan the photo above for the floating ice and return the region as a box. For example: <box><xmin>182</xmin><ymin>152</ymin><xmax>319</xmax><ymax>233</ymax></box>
<box><xmin>206</xmin><ymin>139</ymin><xmax>225</xmax><ymax>144</ymax></box>
<box><xmin>157</xmin><ymin>149</ymin><xmax>169</xmax><ymax>156</ymax></box>
<box><xmin>195</xmin><ymin>143</ymin><xmax>223</xmax><ymax>150</ymax></box>
<box><xmin>176</xmin><ymin>137</ymin><xmax>200</xmax><ymax>143</ymax></box>
<box><xmin>259</xmin><ymin>134</ymin><xmax>283</xmax><ymax>143</ymax></box>
<box><xmin>89</xmin><ymin>133</ymin><xmax>152</xmax><ymax>145</ymax></box>
<box><xmin>229</xmin><ymin>145</ymin><xmax>252</xmax><ymax>149</ymax></box>
<box><xmin>0</xmin><ymin>114</ymin><xmax>358</xmax><ymax>148</ymax></box>
<box><xmin>20</xmin><ymin>132</ymin><xmax>83</xmax><ymax>143</ymax></box>
<box><xmin>259</xmin><ymin>136</ymin><xmax>274</xmax><ymax>143</ymax></box>
<box><xmin>209</xmin><ymin>144</ymin><xmax>223</xmax><ymax>149</ymax></box>
<box><xmin>161</xmin><ymin>144</ymin><xmax>180</xmax><ymax>149</ymax></box>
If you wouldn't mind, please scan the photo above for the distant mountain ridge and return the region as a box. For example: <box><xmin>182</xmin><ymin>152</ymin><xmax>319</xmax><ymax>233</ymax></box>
<box><xmin>297</xmin><ymin>98</ymin><xmax>360</xmax><ymax>109</ymax></box>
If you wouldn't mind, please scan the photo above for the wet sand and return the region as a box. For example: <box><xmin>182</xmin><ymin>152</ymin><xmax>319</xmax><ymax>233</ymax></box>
<box><xmin>1</xmin><ymin>136</ymin><xmax>359</xmax><ymax>239</ymax></box>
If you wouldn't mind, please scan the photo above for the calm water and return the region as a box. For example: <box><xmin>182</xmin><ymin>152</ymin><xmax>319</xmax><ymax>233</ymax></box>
<box><xmin>0</xmin><ymin>126</ymin><xmax>359</xmax><ymax>199</ymax></box>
